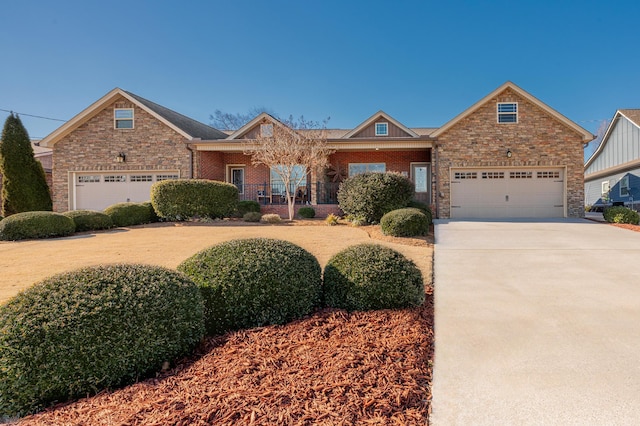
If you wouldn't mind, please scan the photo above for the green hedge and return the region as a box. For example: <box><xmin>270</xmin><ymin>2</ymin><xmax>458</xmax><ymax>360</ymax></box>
<box><xmin>407</xmin><ymin>200</ymin><xmax>433</xmax><ymax>223</ymax></box>
<box><xmin>297</xmin><ymin>206</ymin><xmax>316</xmax><ymax>218</ymax></box>
<box><xmin>63</xmin><ymin>210</ymin><xmax>113</xmax><ymax>232</ymax></box>
<box><xmin>380</xmin><ymin>208</ymin><xmax>430</xmax><ymax>237</ymax></box>
<box><xmin>0</xmin><ymin>211</ymin><xmax>75</xmax><ymax>241</ymax></box>
<box><xmin>603</xmin><ymin>206</ymin><xmax>640</xmax><ymax>224</ymax></box>
<box><xmin>103</xmin><ymin>202</ymin><xmax>152</xmax><ymax>227</ymax></box>
<box><xmin>338</xmin><ymin>172</ymin><xmax>414</xmax><ymax>224</ymax></box>
<box><xmin>234</xmin><ymin>200</ymin><xmax>261</xmax><ymax>218</ymax></box>
<box><xmin>0</xmin><ymin>264</ymin><xmax>204</xmax><ymax>418</ymax></box>
<box><xmin>151</xmin><ymin>179</ymin><xmax>238</xmax><ymax>221</ymax></box>
<box><xmin>142</xmin><ymin>201</ymin><xmax>161</xmax><ymax>223</ymax></box>
<box><xmin>178</xmin><ymin>238</ymin><xmax>322</xmax><ymax>336</ymax></box>
<box><xmin>323</xmin><ymin>244</ymin><xmax>425</xmax><ymax>311</ymax></box>
<box><xmin>243</xmin><ymin>211</ymin><xmax>262</xmax><ymax>222</ymax></box>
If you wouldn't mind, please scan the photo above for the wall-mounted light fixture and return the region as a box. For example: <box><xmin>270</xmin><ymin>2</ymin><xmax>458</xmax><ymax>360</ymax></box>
<box><xmin>506</xmin><ymin>149</ymin><xmax>512</xmax><ymax>158</ymax></box>
<box><xmin>115</xmin><ymin>152</ymin><xmax>126</xmax><ymax>163</ymax></box>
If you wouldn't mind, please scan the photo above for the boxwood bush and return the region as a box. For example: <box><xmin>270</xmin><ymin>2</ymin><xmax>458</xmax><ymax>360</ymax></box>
<box><xmin>63</xmin><ymin>210</ymin><xmax>113</xmax><ymax>232</ymax></box>
<box><xmin>297</xmin><ymin>206</ymin><xmax>316</xmax><ymax>218</ymax></box>
<box><xmin>178</xmin><ymin>238</ymin><xmax>322</xmax><ymax>335</ymax></box>
<box><xmin>323</xmin><ymin>244</ymin><xmax>425</xmax><ymax>311</ymax></box>
<box><xmin>261</xmin><ymin>213</ymin><xmax>282</xmax><ymax>224</ymax></box>
<box><xmin>603</xmin><ymin>206</ymin><xmax>640</xmax><ymax>224</ymax></box>
<box><xmin>407</xmin><ymin>199</ymin><xmax>433</xmax><ymax>223</ymax></box>
<box><xmin>0</xmin><ymin>264</ymin><xmax>204</xmax><ymax>418</ymax></box>
<box><xmin>142</xmin><ymin>201</ymin><xmax>161</xmax><ymax>223</ymax></box>
<box><xmin>234</xmin><ymin>200</ymin><xmax>261</xmax><ymax>218</ymax></box>
<box><xmin>380</xmin><ymin>208</ymin><xmax>430</xmax><ymax>237</ymax></box>
<box><xmin>104</xmin><ymin>202</ymin><xmax>152</xmax><ymax>227</ymax></box>
<box><xmin>151</xmin><ymin>179</ymin><xmax>238</xmax><ymax>221</ymax></box>
<box><xmin>243</xmin><ymin>211</ymin><xmax>262</xmax><ymax>222</ymax></box>
<box><xmin>0</xmin><ymin>211</ymin><xmax>75</xmax><ymax>241</ymax></box>
<box><xmin>338</xmin><ymin>172</ymin><xmax>414</xmax><ymax>224</ymax></box>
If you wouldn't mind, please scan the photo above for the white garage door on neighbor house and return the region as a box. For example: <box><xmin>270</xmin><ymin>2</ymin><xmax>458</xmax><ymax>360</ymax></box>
<box><xmin>72</xmin><ymin>172</ymin><xmax>179</xmax><ymax>211</ymax></box>
<box><xmin>450</xmin><ymin>168</ymin><xmax>565</xmax><ymax>218</ymax></box>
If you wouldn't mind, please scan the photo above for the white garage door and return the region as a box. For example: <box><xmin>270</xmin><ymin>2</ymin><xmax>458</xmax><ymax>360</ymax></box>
<box><xmin>450</xmin><ymin>168</ymin><xmax>565</xmax><ymax>218</ymax></box>
<box><xmin>73</xmin><ymin>171</ymin><xmax>179</xmax><ymax>211</ymax></box>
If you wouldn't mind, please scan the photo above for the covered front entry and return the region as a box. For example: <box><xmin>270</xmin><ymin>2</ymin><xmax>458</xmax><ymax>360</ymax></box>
<box><xmin>72</xmin><ymin>171</ymin><xmax>179</xmax><ymax>211</ymax></box>
<box><xmin>450</xmin><ymin>167</ymin><xmax>565</xmax><ymax>218</ymax></box>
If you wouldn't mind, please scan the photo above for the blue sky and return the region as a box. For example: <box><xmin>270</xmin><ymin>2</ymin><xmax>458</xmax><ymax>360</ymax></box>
<box><xmin>1</xmin><ymin>1</ymin><xmax>638</xmax><ymax>160</ymax></box>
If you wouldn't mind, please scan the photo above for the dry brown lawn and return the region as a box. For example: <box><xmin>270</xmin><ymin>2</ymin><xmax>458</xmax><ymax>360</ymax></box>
<box><xmin>0</xmin><ymin>220</ymin><xmax>432</xmax><ymax>304</ymax></box>
<box><xmin>4</xmin><ymin>220</ymin><xmax>434</xmax><ymax>425</ymax></box>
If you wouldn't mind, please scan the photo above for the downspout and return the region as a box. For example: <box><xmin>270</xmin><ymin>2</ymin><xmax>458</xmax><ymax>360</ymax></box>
<box><xmin>186</xmin><ymin>139</ymin><xmax>198</xmax><ymax>179</ymax></box>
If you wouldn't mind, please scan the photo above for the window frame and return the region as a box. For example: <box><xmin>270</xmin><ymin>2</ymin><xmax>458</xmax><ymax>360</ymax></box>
<box><xmin>348</xmin><ymin>163</ymin><xmax>386</xmax><ymax>177</ymax></box>
<box><xmin>601</xmin><ymin>181</ymin><xmax>610</xmax><ymax>197</ymax></box>
<box><xmin>620</xmin><ymin>175</ymin><xmax>630</xmax><ymax>197</ymax></box>
<box><xmin>374</xmin><ymin>122</ymin><xmax>388</xmax><ymax>136</ymax></box>
<box><xmin>497</xmin><ymin>102</ymin><xmax>518</xmax><ymax>124</ymax></box>
<box><xmin>270</xmin><ymin>164</ymin><xmax>307</xmax><ymax>194</ymax></box>
<box><xmin>114</xmin><ymin>108</ymin><xmax>134</xmax><ymax>129</ymax></box>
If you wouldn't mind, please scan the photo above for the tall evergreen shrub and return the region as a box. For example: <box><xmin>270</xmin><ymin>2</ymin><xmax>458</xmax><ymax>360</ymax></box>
<box><xmin>0</xmin><ymin>114</ymin><xmax>52</xmax><ymax>216</ymax></box>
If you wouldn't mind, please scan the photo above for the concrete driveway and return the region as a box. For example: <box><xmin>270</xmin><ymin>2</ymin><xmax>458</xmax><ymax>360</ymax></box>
<box><xmin>430</xmin><ymin>219</ymin><xmax>640</xmax><ymax>425</ymax></box>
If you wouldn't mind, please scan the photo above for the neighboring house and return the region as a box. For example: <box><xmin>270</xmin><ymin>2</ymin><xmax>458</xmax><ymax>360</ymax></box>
<box><xmin>0</xmin><ymin>141</ymin><xmax>52</xmax><ymax>203</ymax></box>
<box><xmin>40</xmin><ymin>82</ymin><xmax>593</xmax><ymax>219</ymax></box>
<box><xmin>584</xmin><ymin>110</ymin><xmax>640</xmax><ymax>209</ymax></box>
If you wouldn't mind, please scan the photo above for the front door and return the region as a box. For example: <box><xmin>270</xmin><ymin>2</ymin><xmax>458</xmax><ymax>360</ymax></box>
<box><xmin>231</xmin><ymin>168</ymin><xmax>245</xmax><ymax>194</ymax></box>
<box><xmin>411</xmin><ymin>163</ymin><xmax>431</xmax><ymax>203</ymax></box>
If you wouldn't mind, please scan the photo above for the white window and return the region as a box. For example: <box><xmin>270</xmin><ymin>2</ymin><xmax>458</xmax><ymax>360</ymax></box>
<box><xmin>620</xmin><ymin>175</ymin><xmax>630</xmax><ymax>197</ymax></box>
<box><xmin>348</xmin><ymin>163</ymin><xmax>386</xmax><ymax>176</ymax></box>
<box><xmin>454</xmin><ymin>172</ymin><xmax>478</xmax><ymax>180</ymax></box>
<box><xmin>260</xmin><ymin>124</ymin><xmax>274</xmax><ymax>137</ymax></box>
<box><xmin>77</xmin><ymin>175</ymin><xmax>100</xmax><ymax>183</ymax></box>
<box><xmin>130</xmin><ymin>175</ymin><xmax>153</xmax><ymax>182</ymax></box>
<box><xmin>602</xmin><ymin>181</ymin><xmax>610</xmax><ymax>196</ymax></box>
<box><xmin>375</xmin><ymin>122</ymin><xmax>388</xmax><ymax>136</ymax></box>
<box><xmin>114</xmin><ymin>108</ymin><xmax>134</xmax><ymax>129</ymax></box>
<box><xmin>156</xmin><ymin>174</ymin><xmax>179</xmax><ymax>181</ymax></box>
<box><xmin>104</xmin><ymin>175</ymin><xmax>126</xmax><ymax>182</ymax></box>
<box><xmin>482</xmin><ymin>171</ymin><xmax>504</xmax><ymax>179</ymax></box>
<box><xmin>270</xmin><ymin>165</ymin><xmax>306</xmax><ymax>194</ymax></box>
<box><xmin>497</xmin><ymin>103</ymin><xmax>517</xmax><ymax>123</ymax></box>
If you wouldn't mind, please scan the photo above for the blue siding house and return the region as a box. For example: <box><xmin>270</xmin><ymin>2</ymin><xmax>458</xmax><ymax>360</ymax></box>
<box><xmin>585</xmin><ymin>109</ymin><xmax>640</xmax><ymax>209</ymax></box>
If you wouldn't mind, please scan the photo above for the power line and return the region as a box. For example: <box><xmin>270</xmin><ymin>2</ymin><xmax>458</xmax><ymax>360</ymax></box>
<box><xmin>0</xmin><ymin>108</ymin><xmax>67</xmax><ymax>122</ymax></box>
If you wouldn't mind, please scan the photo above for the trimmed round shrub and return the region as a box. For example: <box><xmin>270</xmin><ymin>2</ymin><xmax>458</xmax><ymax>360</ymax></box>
<box><xmin>603</xmin><ymin>206</ymin><xmax>640</xmax><ymax>224</ymax></box>
<box><xmin>407</xmin><ymin>199</ymin><xmax>433</xmax><ymax>223</ymax></box>
<box><xmin>261</xmin><ymin>213</ymin><xmax>282</xmax><ymax>224</ymax></box>
<box><xmin>142</xmin><ymin>201</ymin><xmax>161</xmax><ymax>223</ymax></box>
<box><xmin>380</xmin><ymin>208</ymin><xmax>430</xmax><ymax>237</ymax></box>
<box><xmin>151</xmin><ymin>179</ymin><xmax>238</xmax><ymax>221</ymax></box>
<box><xmin>178</xmin><ymin>238</ymin><xmax>322</xmax><ymax>335</ymax></box>
<box><xmin>243</xmin><ymin>211</ymin><xmax>262</xmax><ymax>222</ymax></box>
<box><xmin>297</xmin><ymin>206</ymin><xmax>316</xmax><ymax>219</ymax></box>
<box><xmin>323</xmin><ymin>244</ymin><xmax>425</xmax><ymax>311</ymax></box>
<box><xmin>234</xmin><ymin>200</ymin><xmax>261</xmax><ymax>218</ymax></box>
<box><xmin>0</xmin><ymin>211</ymin><xmax>75</xmax><ymax>241</ymax></box>
<box><xmin>0</xmin><ymin>264</ymin><xmax>204</xmax><ymax>417</ymax></box>
<box><xmin>338</xmin><ymin>172</ymin><xmax>414</xmax><ymax>224</ymax></box>
<box><xmin>104</xmin><ymin>202</ymin><xmax>152</xmax><ymax>227</ymax></box>
<box><xmin>63</xmin><ymin>210</ymin><xmax>113</xmax><ymax>232</ymax></box>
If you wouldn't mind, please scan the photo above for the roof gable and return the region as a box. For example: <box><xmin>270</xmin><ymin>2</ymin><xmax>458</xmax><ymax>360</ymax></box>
<box><xmin>343</xmin><ymin>111</ymin><xmax>419</xmax><ymax>138</ymax></box>
<box><xmin>40</xmin><ymin>88</ymin><xmax>226</xmax><ymax>147</ymax></box>
<box><xmin>225</xmin><ymin>113</ymin><xmax>282</xmax><ymax>140</ymax></box>
<box><xmin>585</xmin><ymin>109</ymin><xmax>640</xmax><ymax>170</ymax></box>
<box><xmin>431</xmin><ymin>82</ymin><xmax>594</xmax><ymax>142</ymax></box>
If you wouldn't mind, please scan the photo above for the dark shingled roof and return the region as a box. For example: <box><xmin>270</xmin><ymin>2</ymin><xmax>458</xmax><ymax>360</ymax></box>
<box><xmin>124</xmin><ymin>91</ymin><xmax>227</xmax><ymax>140</ymax></box>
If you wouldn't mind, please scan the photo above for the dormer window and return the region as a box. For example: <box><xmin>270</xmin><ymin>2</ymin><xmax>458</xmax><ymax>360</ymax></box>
<box><xmin>260</xmin><ymin>124</ymin><xmax>274</xmax><ymax>137</ymax></box>
<box><xmin>375</xmin><ymin>122</ymin><xmax>388</xmax><ymax>136</ymax></box>
<box><xmin>497</xmin><ymin>103</ymin><xmax>517</xmax><ymax>123</ymax></box>
<box><xmin>114</xmin><ymin>108</ymin><xmax>134</xmax><ymax>129</ymax></box>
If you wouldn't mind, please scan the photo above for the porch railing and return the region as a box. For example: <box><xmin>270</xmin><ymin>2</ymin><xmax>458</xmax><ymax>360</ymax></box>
<box><xmin>238</xmin><ymin>182</ymin><xmax>430</xmax><ymax>206</ymax></box>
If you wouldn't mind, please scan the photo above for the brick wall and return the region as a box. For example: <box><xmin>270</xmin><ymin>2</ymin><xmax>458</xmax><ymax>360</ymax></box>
<box><xmin>435</xmin><ymin>87</ymin><xmax>585</xmax><ymax>218</ymax></box>
<box><xmin>329</xmin><ymin>150</ymin><xmax>431</xmax><ymax>176</ymax></box>
<box><xmin>52</xmin><ymin>97</ymin><xmax>193</xmax><ymax>212</ymax></box>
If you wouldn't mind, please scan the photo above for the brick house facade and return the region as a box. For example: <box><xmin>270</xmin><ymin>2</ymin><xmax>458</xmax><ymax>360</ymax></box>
<box><xmin>40</xmin><ymin>82</ymin><xmax>593</xmax><ymax>218</ymax></box>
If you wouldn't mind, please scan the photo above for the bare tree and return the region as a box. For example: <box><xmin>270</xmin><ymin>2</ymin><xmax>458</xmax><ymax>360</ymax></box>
<box><xmin>244</xmin><ymin>116</ymin><xmax>334</xmax><ymax>220</ymax></box>
<box><xmin>210</xmin><ymin>107</ymin><xmax>278</xmax><ymax>131</ymax></box>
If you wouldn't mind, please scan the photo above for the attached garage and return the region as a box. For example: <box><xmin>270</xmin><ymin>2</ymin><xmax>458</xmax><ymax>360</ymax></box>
<box><xmin>450</xmin><ymin>168</ymin><xmax>565</xmax><ymax>218</ymax></box>
<box><xmin>71</xmin><ymin>171</ymin><xmax>179</xmax><ymax>211</ymax></box>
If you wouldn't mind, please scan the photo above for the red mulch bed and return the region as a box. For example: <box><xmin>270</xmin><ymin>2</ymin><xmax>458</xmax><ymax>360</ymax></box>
<box><xmin>19</xmin><ymin>296</ymin><xmax>433</xmax><ymax>425</ymax></box>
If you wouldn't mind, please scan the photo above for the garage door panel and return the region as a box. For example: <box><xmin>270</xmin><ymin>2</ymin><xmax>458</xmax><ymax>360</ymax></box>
<box><xmin>451</xmin><ymin>168</ymin><xmax>564</xmax><ymax>219</ymax></box>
